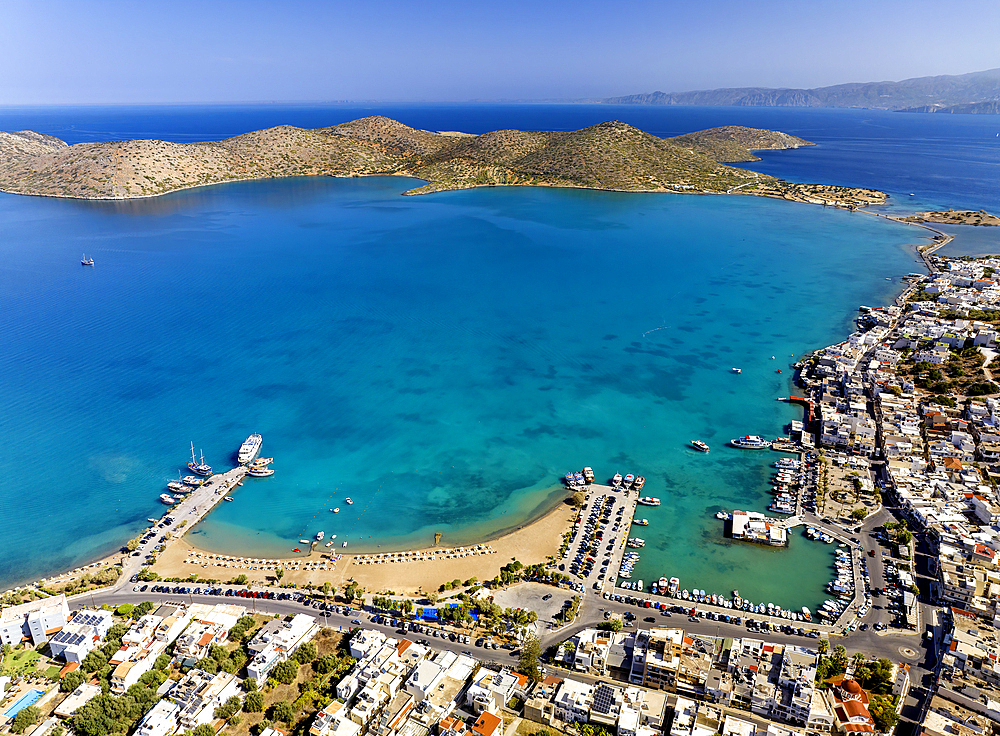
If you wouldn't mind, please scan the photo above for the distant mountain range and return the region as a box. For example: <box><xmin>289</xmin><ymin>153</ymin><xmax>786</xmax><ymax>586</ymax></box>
<box><xmin>603</xmin><ymin>68</ymin><xmax>1000</xmax><ymax>112</ymax></box>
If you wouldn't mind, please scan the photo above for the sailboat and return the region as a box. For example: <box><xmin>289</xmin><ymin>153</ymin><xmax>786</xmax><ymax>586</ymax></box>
<box><xmin>81</xmin><ymin>254</ymin><xmax>94</xmax><ymax>266</ymax></box>
<box><xmin>188</xmin><ymin>441</ymin><xmax>212</xmax><ymax>476</ymax></box>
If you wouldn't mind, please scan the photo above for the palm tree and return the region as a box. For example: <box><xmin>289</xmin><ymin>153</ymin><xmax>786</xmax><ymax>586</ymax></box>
<box><xmin>818</xmin><ymin>639</ymin><xmax>829</xmax><ymax>655</ymax></box>
<box><xmin>833</xmin><ymin>644</ymin><xmax>848</xmax><ymax>664</ymax></box>
<box><xmin>851</xmin><ymin>652</ymin><xmax>866</xmax><ymax>668</ymax></box>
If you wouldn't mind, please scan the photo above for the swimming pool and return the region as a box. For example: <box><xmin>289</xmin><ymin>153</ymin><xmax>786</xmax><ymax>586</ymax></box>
<box><xmin>3</xmin><ymin>688</ymin><xmax>45</xmax><ymax>719</ymax></box>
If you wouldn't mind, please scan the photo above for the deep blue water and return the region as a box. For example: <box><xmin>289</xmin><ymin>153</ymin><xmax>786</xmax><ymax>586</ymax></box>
<box><xmin>0</xmin><ymin>104</ymin><xmax>997</xmax><ymax>606</ymax></box>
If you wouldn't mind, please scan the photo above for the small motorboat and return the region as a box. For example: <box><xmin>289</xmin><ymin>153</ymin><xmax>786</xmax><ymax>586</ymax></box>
<box><xmin>691</xmin><ymin>440</ymin><xmax>710</xmax><ymax>452</ymax></box>
<box><xmin>81</xmin><ymin>254</ymin><xmax>94</xmax><ymax>266</ymax></box>
<box><xmin>332</xmin><ymin>507</ymin><xmax>340</xmax><ymax>513</ymax></box>
<box><xmin>346</xmin><ymin>497</ymin><xmax>353</xmax><ymax>505</ymax></box>
<box><xmin>731</xmin><ymin>368</ymin><xmax>741</xmax><ymax>374</ymax></box>
<box><xmin>292</xmin><ymin>548</ymin><xmax>301</xmax><ymax>553</ymax></box>
<box><xmin>223</xmin><ymin>496</ymin><xmax>234</xmax><ymax>502</ymax></box>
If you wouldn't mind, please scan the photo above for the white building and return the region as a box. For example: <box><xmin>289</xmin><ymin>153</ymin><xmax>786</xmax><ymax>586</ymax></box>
<box><xmin>134</xmin><ymin>699</ymin><xmax>181</xmax><ymax>736</ymax></box>
<box><xmin>0</xmin><ymin>594</ymin><xmax>70</xmax><ymax>647</ymax></box>
<box><xmin>247</xmin><ymin>613</ymin><xmax>319</xmax><ymax>684</ymax></box>
<box><xmin>48</xmin><ymin>609</ymin><xmax>114</xmax><ymax>663</ymax></box>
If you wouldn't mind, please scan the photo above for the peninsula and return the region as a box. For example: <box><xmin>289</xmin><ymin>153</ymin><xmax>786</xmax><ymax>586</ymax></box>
<box><xmin>0</xmin><ymin>117</ymin><xmax>885</xmax><ymax>208</ymax></box>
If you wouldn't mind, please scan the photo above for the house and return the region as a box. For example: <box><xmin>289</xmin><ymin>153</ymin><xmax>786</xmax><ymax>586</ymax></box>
<box><xmin>247</xmin><ymin>613</ymin><xmax>319</xmax><ymax>683</ymax></box>
<box><xmin>48</xmin><ymin>609</ymin><xmax>114</xmax><ymax>663</ymax></box>
<box><xmin>134</xmin><ymin>699</ymin><xmax>182</xmax><ymax>736</ymax></box>
<box><xmin>471</xmin><ymin>711</ymin><xmax>503</xmax><ymax>736</ymax></box>
<box><xmin>0</xmin><ymin>594</ymin><xmax>70</xmax><ymax>647</ymax></box>
<box><xmin>172</xmin><ymin>669</ymin><xmax>241</xmax><ymax>731</ymax></box>
<box><xmin>54</xmin><ymin>683</ymin><xmax>102</xmax><ymax>719</ymax></box>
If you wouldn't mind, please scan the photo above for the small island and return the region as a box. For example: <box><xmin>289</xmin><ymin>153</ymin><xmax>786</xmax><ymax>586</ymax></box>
<box><xmin>891</xmin><ymin>209</ymin><xmax>1000</xmax><ymax>226</ymax></box>
<box><xmin>0</xmin><ymin>117</ymin><xmax>885</xmax><ymax>208</ymax></box>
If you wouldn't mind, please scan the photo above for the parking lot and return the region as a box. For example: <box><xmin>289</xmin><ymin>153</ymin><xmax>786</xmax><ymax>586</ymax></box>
<box><xmin>491</xmin><ymin>581</ymin><xmax>573</xmax><ymax>623</ymax></box>
<box><xmin>558</xmin><ymin>484</ymin><xmax>637</xmax><ymax>599</ymax></box>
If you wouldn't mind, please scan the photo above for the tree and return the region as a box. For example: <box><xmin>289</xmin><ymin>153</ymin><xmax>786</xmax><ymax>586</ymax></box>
<box><xmin>233</xmin><ymin>574</ymin><xmax>248</xmax><ymax>586</ymax></box>
<box><xmin>115</xmin><ymin>603</ymin><xmax>134</xmax><ymax>616</ymax></box>
<box><xmin>155</xmin><ymin>653</ymin><xmax>171</xmax><ymax>671</ymax></box>
<box><xmin>245</xmin><ymin>691</ymin><xmax>265</xmax><ymax>713</ymax></box>
<box><xmin>315</xmin><ymin>654</ymin><xmax>338</xmax><ymax>675</ymax></box>
<box><xmin>82</xmin><ymin>648</ymin><xmax>108</xmax><ymax>673</ymax></box>
<box><xmin>215</xmin><ymin>695</ymin><xmax>243</xmax><ymax>720</ymax></box>
<box><xmin>276</xmin><ymin>568</ymin><xmax>285</xmax><ymax>581</ymax></box>
<box><xmin>252</xmin><ymin>720</ymin><xmax>274</xmax><ymax>736</ymax></box>
<box><xmin>851</xmin><ymin>652</ymin><xmax>866</xmax><ymax>668</ymax></box>
<box><xmin>869</xmin><ymin>695</ymin><xmax>899</xmax><ymax>733</ymax></box>
<box><xmin>294</xmin><ymin>641</ymin><xmax>317</xmax><ymax>664</ymax></box>
<box><xmin>193</xmin><ymin>724</ymin><xmax>216</xmax><ymax>736</ymax></box>
<box><xmin>833</xmin><ymin>645</ymin><xmax>848</xmax><ymax>665</ymax></box>
<box><xmin>132</xmin><ymin>601</ymin><xmax>154</xmax><ymax>618</ymax></box>
<box><xmin>61</xmin><ymin>669</ymin><xmax>86</xmax><ymax>692</ymax></box>
<box><xmin>269</xmin><ymin>700</ymin><xmax>295</xmax><ymax>724</ymax></box>
<box><xmin>272</xmin><ymin>659</ymin><xmax>298</xmax><ymax>684</ymax></box>
<box><xmin>851</xmin><ymin>508</ymin><xmax>868</xmax><ymax>521</ymax></box>
<box><xmin>196</xmin><ymin>656</ymin><xmax>219</xmax><ymax>675</ymax></box>
<box><xmin>817</xmin><ymin>639</ymin><xmax>829</xmax><ymax>655</ymax></box>
<box><xmin>322</xmin><ymin>582</ymin><xmax>332</xmax><ymax>599</ymax></box>
<box><xmin>12</xmin><ymin>706</ymin><xmax>40</xmax><ymax>734</ymax></box>
<box><xmin>517</xmin><ymin>634</ymin><xmax>543</xmax><ymax>682</ymax></box>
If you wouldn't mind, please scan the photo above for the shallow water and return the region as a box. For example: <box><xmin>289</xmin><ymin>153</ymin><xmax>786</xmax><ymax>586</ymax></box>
<box><xmin>0</xmin><ymin>176</ymin><xmax>918</xmax><ymax>613</ymax></box>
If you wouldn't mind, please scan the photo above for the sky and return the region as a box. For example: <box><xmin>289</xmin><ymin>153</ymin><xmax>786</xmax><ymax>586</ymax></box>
<box><xmin>3</xmin><ymin>0</ymin><xmax>999</xmax><ymax>104</ymax></box>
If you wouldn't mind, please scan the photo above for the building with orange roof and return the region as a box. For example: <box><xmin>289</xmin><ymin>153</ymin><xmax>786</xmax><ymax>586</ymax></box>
<box><xmin>829</xmin><ymin>679</ymin><xmax>875</xmax><ymax>734</ymax></box>
<box><xmin>472</xmin><ymin>711</ymin><xmax>503</xmax><ymax>736</ymax></box>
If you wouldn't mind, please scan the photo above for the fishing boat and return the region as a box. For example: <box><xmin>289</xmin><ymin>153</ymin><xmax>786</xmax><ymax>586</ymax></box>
<box><xmin>167</xmin><ymin>482</ymin><xmax>187</xmax><ymax>493</ymax></box>
<box><xmin>81</xmin><ymin>254</ymin><xmax>94</xmax><ymax>266</ymax></box>
<box><xmin>159</xmin><ymin>493</ymin><xmax>176</xmax><ymax>504</ymax></box>
<box><xmin>182</xmin><ymin>476</ymin><xmax>203</xmax><ymax>486</ymax></box>
<box><xmin>638</xmin><ymin>497</ymin><xmax>661</xmax><ymax>506</ymax></box>
<box><xmin>633</xmin><ymin>518</ymin><xmax>649</xmax><ymax>526</ymax></box>
<box><xmin>690</xmin><ymin>440</ymin><xmax>710</xmax><ymax>452</ymax></box>
<box><xmin>582</xmin><ymin>467</ymin><xmax>595</xmax><ymax>483</ymax></box>
<box><xmin>623</xmin><ymin>473</ymin><xmax>635</xmax><ymax>488</ymax></box>
<box><xmin>223</xmin><ymin>496</ymin><xmax>234</xmax><ymax>502</ymax></box>
<box><xmin>612</xmin><ymin>472</ymin><xmax>623</xmax><ymax>487</ymax></box>
<box><xmin>147</xmin><ymin>518</ymin><xmax>159</xmax><ymax>523</ymax></box>
<box><xmin>238</xmin><ymin>433</ymin><xmax>263</xmax><ymax>465</ymax></box>
<box><xmin>299</xmin><ymin>539</ymin><xmax>310</xmax><ymax>544</ymax></box>
<box><xmin>729</xmin><ymin>435</ymin><xmax>772</xmax><ymax>449</ymax></box>
<box><xmin>315</xmin><ymin>531</ymin><xmax>325</xmax><ymax>541</ymax></box>
<box><xmin>188</xmin><ymin>442</ymin><xmax>213</xmax><ymax>476</ymax></box>
<box><xmin>332</xmin><ymin>508</ymin><xmax>340</xmax><ymax>513</ymax></box>
<box><xmin>247</xmin><ymin>465</ymin><xmax>274</xmax><ymax>477</ymax></box>
<box><xmin>633</xmin><ymin>476</ymin><xmax>645</xmax><ymax>490</ymax></box>
<box><xmin>251</xmin><ymin>457</ymin><xmax>273</xmax><ymax>467</ymax></box>
<box><xmin>345</xmin><ymin>497</ymin><xmax>353</xmax><ymax>505</ymax></box>
<box><xmin>325</xmin><ymin>541</ymin><xmax>333</xmax><ymax>547</ymax></box>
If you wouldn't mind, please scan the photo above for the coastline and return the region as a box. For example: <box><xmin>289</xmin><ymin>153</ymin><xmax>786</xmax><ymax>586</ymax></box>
<box><xmin>149</xmin><ymin>501</ymin><xmax>576</xmax><ymax>595</ymax></box>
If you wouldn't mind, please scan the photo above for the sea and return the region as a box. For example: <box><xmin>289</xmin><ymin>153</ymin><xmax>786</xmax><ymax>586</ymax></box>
<box><xmin>1</xmin><ymin>103</ymin><xmax>998</xmax><ymax>612</ymax></box>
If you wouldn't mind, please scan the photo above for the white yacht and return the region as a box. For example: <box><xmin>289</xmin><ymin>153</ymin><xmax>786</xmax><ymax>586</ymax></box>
<box><xmin>729</xmin><ymin>435</ymin><xmax>772</xmax><ymax>449</ymax></box>
<box><xmin>238</xmin><ymin>433</ymin><xmax>263</xmax><ymax>464</ymax></box>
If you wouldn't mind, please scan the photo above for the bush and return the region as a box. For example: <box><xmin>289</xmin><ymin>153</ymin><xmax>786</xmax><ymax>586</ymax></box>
<box><xmin>193</xmin><ymin>725</ymin><xmax>215</xmax><ymax>736</ymax></box>
<box><xmin>82</xmin><ymin>649</ymin><xmax>108</xmax><ymax>673</ymax></box>
<box><xmin>61</xmin><ymin>669</ymin><xmax>86</xmax><ymax>692</ymax></box>
<box><xmin>252</xmin><ymin>720</ymin><xmax>273</xmax><ymax>736</ymax></box>
<box><xmin>272</xmin><ymin>659</ymin><xmax>298</xmax><ymax>684</ymax></box>
<box><xmin>269</xmin><ymin>700</ymin><xmax>295</xmax><ymax>724</ymax></box>
<box><xmin>115</xmin><ymin>604</ymin><xmax>134</xmax><ymax>617</ymax></box>
<box><xmin>12</xmin><ymin>706</ymin><xmax>40</xmax><ymax>734</ymax></box>
<box><xmin>244</xmin><ymin>691</ymin><xmax>265</xmax><ymax>713</ymax></box>
<box><xmin>294</xmin><ymin>642</ymin><xmax>317</xmax><ymax>664</ymax></box>
<box><xmin>314</xmin><ymin>654</ymin><xmax>338</xmax><ymax>675</ymax></box>
<box><xmin>215</xmin><ymin>695</ymin><xmax>243</xmax><ymax>720</ymax></box>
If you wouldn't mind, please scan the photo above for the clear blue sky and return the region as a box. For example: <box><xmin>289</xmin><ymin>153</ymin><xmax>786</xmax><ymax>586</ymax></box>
<box><xmin>3</xmin><ymin>0</ymin><xmax>999</xmax><ymax>104</ymax></box>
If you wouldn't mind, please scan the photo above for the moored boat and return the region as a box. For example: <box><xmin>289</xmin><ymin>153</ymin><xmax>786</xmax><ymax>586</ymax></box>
<box><xmin>623</xmin><ymin>473</ymin><xmax>635</xmax><ymax>488</ymax></box>
<box><xmin>247</xmin><ymin>465</ymin><xmax>274</xmax><ymax>477</ymax></box>
<box><xmin>315</xmin><ymin>531</ymin><xmax>325</xmax><ymax>541</ymax></box>
<box><xmin>346</xmin><ymin>497</ymin><xmax>353</xmax><ymax>505</ymax></box>
<box><xmin>182</xmin><ymin>476</ymin><xmax>204</xmax><ymax>486</ymax></box>
<box><xmin>638</xmin><ymin>496</ymin><xmax>661</xmax><ymax>506</ymax></box>
<box><xmin>159</xmin><ymin>493</ymin><xmax>176</xmax><ymax>504</ymax></box>
<box><xmin>690</xmin><ymin>440</ymin><xmax>710</xmax><ymax>452</ymax></box>
<box><xmin>729</xmin><ymin>435</ymin><xmax>772</xmax><ymax>449</ymax></box>
<box><xmin>612</xmin><ymin>472</ymin><xmax>623</xmax><ymax>487</ymax></box>
<box><xmin>188</xmin><ymin>442</ymin><xmax>213</xmax><ymax>476</ymax></box>
<box><xmin>223</xmin><ymin>496</ymin><xmax>234</xmax><ymax>502</ymax></box>
<box><xmin>731</xmin><ymin>367</ymin><xmax>741</xmax><ymax>374</ymax></box>
<box><xmin>634</xmin><ymin>476</ymin><xmax>645</xmax><ymax>490</ymax></box>
<box><xmin>582</xmin><ymin>466</ymin><xmax>595</xmax><ymax>483</ymax></box>
<box><xmin>238</xmin><ymin>433</ymin><xmax>263</xmax><ymax>465</ymax></box>
<box><xmin>633</xmin><ymin>518</ymin><xmax>649</xmax><ymax>526</ymax></box>
<box><xmin>167</xmin><ymin>482</ymin><xmax>186</xmax><ymax>493</ymax></box>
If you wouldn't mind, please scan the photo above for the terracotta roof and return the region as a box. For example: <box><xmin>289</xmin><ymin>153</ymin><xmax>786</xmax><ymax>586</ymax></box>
<box><xmin>473</xmin><ymin>711</ymin><xmax>502</xmax><ymax>736</ymax></box>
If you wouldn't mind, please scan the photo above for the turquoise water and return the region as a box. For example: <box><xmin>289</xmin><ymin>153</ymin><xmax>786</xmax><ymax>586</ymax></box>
<box><xmin>0</xmin><ymin>175</ymin><xmax>918</xmax><ymax>613</ymax></box>
<box><xmin>3</xmin><ymin>689</ymin><xmax>44</xmax><ymax>719</ymax></box>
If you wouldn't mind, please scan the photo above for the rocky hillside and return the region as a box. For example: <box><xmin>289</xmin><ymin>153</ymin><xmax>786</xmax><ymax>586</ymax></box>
<box><xmin>605</xmin><ymin>67</ymin><xmax>1000</xmax><ymax>112</ymax></box>
<box><xmin>667</xmin><ymin>126</ymin><xmax>814</xmax><ymax>162</ymax></box>
<box><xmin>0</xmin><ymin>115</ymin><xmax>882</xmax><ymax>207</ymax></box>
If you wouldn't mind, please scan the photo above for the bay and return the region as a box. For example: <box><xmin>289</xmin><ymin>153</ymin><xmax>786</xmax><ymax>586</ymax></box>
<box><xmin>0</xmin><ymin>103</ymin><xmax>994</xmax><ymax>609</ymax></box>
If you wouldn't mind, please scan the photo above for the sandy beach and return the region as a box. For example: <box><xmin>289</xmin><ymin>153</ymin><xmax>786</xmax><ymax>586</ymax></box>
<box><xmin>150</xmin><ymin>502</ymin><xmax>575</xmax><ymax>596</ymax></box>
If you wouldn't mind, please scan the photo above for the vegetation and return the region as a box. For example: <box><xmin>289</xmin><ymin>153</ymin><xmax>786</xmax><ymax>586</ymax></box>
<box><xmin>71</xmin><ymin>669</ymin><xmax>167</xmax><ymax>736</ymax></box>
<box><xmin>0</xmin><ymin>117</ymin><xmax>881</xmax><ymax>208</ymax></box>
<box><xmin>869</xmin><ymin>694</ymin><xmax>900</xmax><ymax>733</ymax></box>
<box><xmin>12</xmin><ymin>706</ymin><xmax>40</xmax><ymax>734</ymax></box>
<box><xmin>517</xmin><ymin>634</ymin><xmax>543</xmax><ymax>682</ymax></box>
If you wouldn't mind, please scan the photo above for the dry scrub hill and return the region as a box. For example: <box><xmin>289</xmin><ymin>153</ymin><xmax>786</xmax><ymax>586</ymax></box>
<box><xmin>0</xmin><ymin>116</ymin><xmax>881</xmax><ymax>207</ymax></box>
